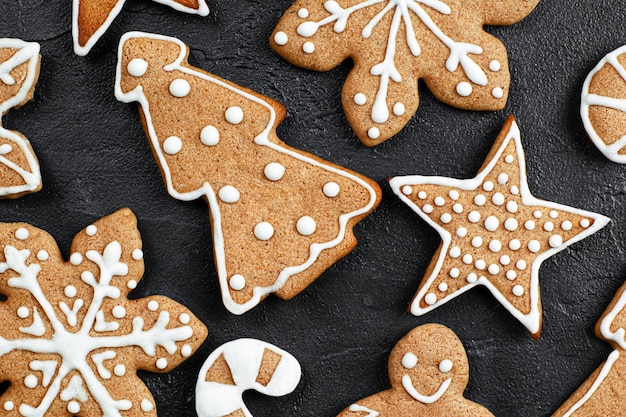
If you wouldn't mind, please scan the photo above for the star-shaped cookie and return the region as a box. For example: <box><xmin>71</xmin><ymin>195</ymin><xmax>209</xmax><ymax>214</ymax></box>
<box><xmin>389</xmin><ymin>116</ymin><xmax>610</xmax><ymax>338</ymax></box>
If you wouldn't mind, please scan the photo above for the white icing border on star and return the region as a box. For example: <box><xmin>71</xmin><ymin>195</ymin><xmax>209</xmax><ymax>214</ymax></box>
<box><xmin>115</xmin><ymin>32</ymin><xmax>380</xmax><ymax>315</ymax></box>
<box><xmin>390</xmin><ymin>119</ymin><xmax>611</xmax><ymax>335</ymax></box>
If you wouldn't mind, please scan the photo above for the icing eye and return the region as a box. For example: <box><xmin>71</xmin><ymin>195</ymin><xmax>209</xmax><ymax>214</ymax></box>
<box><xmin>402</xmin><ymin>352</ymin><xmax>418</xmax><ymax>369</ymax></box>
<box><xmin>439</xmin><ymin>359</ymin><xmax>453</xmax><ymax>373</ymax></box>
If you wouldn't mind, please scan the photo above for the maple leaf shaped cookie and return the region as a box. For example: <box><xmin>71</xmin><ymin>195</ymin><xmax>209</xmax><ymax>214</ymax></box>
<box><xmin>0</xmin><ymin>39</ymin><xmax>42</xmax><ymax>197</ymax></box>
<box><xmin>390</xmin><ymin>116</ymin><xmax>610</xmax><ymax>338</ymax></box>
<box><xmin>0</xmin><ymin>208</ymin><xmax>207</xmax><ymax>416</ymax></box>
<box><xmin>72</xmin><ymin>0</ymin><xmax>209</xmax><ymax>55</ymax></box>
<box><xmin>271</xmin><ymin>0</ymin><xmax>539</xmax><ymax>146</ymax></box>
<box><xmin>115</xmin><ymin>32</ymin><xmax>381</xmax><ymax>315</ymax></box>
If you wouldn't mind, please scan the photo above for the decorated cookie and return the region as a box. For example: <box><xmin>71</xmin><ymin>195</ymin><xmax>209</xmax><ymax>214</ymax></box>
<box><xmin>196</xmin><ymin>338</ymin><xmax>301</xmax><ymax>417</ymax></box>
<box><xmin>72</xmin><ymin>0</ymin><xmax>209</xmax><ymax>55</ymax></box>
<box><xmin>0</xmin><ymin>39</ymin><xmax>42</xmax><ymax>198</ymax></box>
<box><xmin>389</xmin><ymin>116</ymin><xmax>610</xmax><ymax>338</ymax></box>
<box><xmin>270</xmin><ymin>0</ymin><xmax>539</xmax><ymax>146</ymax></box>
<box><xmin>0</xmin><ymin>208</ymin><xmax>207</xmax><ymax>416</ymax></box>
<box><xmin>552</xmin><ymin>279</ymin><xmax>626</xmax><ymax>416</ymax></box>
<box><xmin>337</xmin><ymin>323</ymin><xmax>495</xmax><ymax>416</ymax></box>
<box><xmin>581</xmin><ymin>45</ymin><xmax>626</xmax><ymax>163</ymax></box>
<box><xmin>115</xmin><ymin>32</ymin><xmax>381</xmax><ymax>315</ymax></box>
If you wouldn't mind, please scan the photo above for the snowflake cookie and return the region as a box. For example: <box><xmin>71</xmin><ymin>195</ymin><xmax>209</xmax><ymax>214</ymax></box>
<box><xmin>552</xmin><ymin>279</ymin><xmax>626</xmax><ymax>416</ymax></box>
<box><xmin>115</xmin><ymin>32</ymin><xmax>382</xmax><ymax>315</ymax></box>
<box><xmin>336</xmin><ymin>323</ymin><xmax>495</xmax><ymax>416</ymax></box>
<box><xmin>0</xmin><ymin>39</ymin><xmax>42</xmax><ymax>198</ymax></box>
<box><xmin>196</xmin><ymin>339</ymin><xmax>301</xmax><ymax>417</ymax></box>
<box><xmin>72</xmin><ymin>0</ymin><xmax>209</xmax><ymax>55</ymax></box>
<box><xmin>0</xmin><ymin>208</ymin><xmax>207</xmax><ymax>416</ymax></box>
<box><xmin>271</xmin><ymin>0</ymin><xmax>540</xmax><ymax>146</ymax></box>
<box><xmin>389</xmin><ymin>116</ymin><xmax>610</xmax><ymax>338</ymax></box>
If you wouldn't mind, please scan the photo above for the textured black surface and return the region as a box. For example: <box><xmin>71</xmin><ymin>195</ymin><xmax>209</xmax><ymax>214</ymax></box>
<box><xmin>0</xmin><ymin>1</ymin><xmax>625</xmax><ymax>416</ymax></box>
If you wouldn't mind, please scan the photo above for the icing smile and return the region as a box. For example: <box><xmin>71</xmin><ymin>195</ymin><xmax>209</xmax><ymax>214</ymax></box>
<box><xmin>401</xmin><ymin>374</ymin><xmax>452</xmax><ymax>404</ymax></box>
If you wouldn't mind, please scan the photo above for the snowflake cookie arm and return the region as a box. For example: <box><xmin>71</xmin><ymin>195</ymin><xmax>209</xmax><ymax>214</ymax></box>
<box><xmin>482</xmin><ymin>0</ymin><xmax>540</xmax><ymax>25</ymax></box>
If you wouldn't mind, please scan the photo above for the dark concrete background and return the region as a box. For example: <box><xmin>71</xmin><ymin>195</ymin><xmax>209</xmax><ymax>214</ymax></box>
<box><xmin>0</xmin><ymin>1</ymin><xmax>625</xmax><ymax>415</ymax></box>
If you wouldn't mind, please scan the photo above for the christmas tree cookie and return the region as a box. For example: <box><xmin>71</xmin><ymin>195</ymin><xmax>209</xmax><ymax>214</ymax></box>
<box><xmin>115</xmin><ymin>32</ymin><xmax>382</xmax><ymax>315</ymax></box>
<box><xmin>0</xmin><ymin>39</ymin><xmax>42</xmax><ymax>198</ymax></box>
<box><xmin>390</xmin><ymin>116</ymin><xmax>610</xmax><ymax>338</ymax></box>
<box><xmin>271</xmin><ymin>0</ymin><xmax>539</xmax><ymax>146</ymax></box>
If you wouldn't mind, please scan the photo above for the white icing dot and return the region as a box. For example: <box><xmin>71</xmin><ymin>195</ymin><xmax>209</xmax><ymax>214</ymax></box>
<box><xmin>179</xmin><ymin>313</ymin><xmax>190</xmax><ymax>324</ymax></box>
<box><xmin>492</xmin><ymin>87</ymin><xmax>504</xmax><ymax>99</ymax></box>
<box><xmin>561</xmin><ymin>220</ymin><xmax>573</xmax><ymax>231</ymax></box>
<box><xmin>550</xmin><ymin>210</ymin><xmax>559</xmax><ymax>219</ymax></box>
<box><xmin>439</xmin><ymin>359</ymin><xmax>453</xmax><ymax>373</ymax></box>
<box><xmin>254</xmin><ymin>222</ymin><xmax>275</xmax><ymax>241</ymax></box>
<box><xmin>509</xmin><ymin>239</ymin><xmax>521</xmax><ymax>251</ymax></box>
<box><xmin>418</xmin><ymin>191</ymin><xmax>427</xmax><ymax>199</ymax></box>
<box><xmin>504</xmin><ymin>218</ymin><xmax>518</xmax><ymax>231</ymax></box>
<box><xmin>148</xmin><ymin>300</ymin><xmax>159</xmax><ymax>311</ymax></box>
<box><xmin>230</xmin><ymin>274</ymin><xmax>246</xmax><ymax>291</ymax></box>
<box><xmin>516</xmin><ymin>260</ymin><xmax>527</xmax><ymax>270</ymax></box>
<box><xmin>468</xmin><ymin>211</ymin><xmax>481</xmax><ymax>223</ymax></box>
<box><xmin>498</xmin><ymin>173</ymin><xmax>509</xmax><ymax>184</ymax></box>
<box><xmin>402</xmin><ymin>352</ymin><xmax>418</xmax><ymax>369</ymax></box>
<box><xmin>156</xmin><ymin>358</ymin><xmax>168</xmax><ymax>369</ymax></box>
<box><xmin>449</xmin><ymin>268</ymin><xmax>460</xmax><ymax>278</ymax></box>
<box><xmin>17</xmin><ymin>306</ymin><xmax>29</xmax><ymax>318</ymax></box>
<box><xmin>467</xmin><ymin>273</ymin><xmax>478</xmax><ymax>283</ymax></box>
<box><xmin>70</xmin><ymin>253</ymin><xmax>83</xmax><ymax>265</ymax></box>
<box><xmin>512</xmin><ymin>285</ymin><xmax>524</xmax><ymax>297</ymax></box>
<box><xmin>0</xmin><ymin>144</ymin><xmax>11</xmax><ymax>155</ymax></box>
<box><xmin>24</xmin><ymin>374</ymin><xmax>37</xmax><ymax>389</ymax></box>
<box><xmin>525</xmin><ymin>220</ymin><xmax>536</xmax><ymax>231</ymax></box>
<box><xmin>298</xmin><ymin>7</ymin><xmax>309</xmax><ymax>18</ymax></box>
<box><xmin>163</xmin><ymin>136</ymin><xmax>183</xmax><ymax>155</ymax></box>
<box><xmin>534</xmin><ymin>210</ymin><xmax>543</xmax><ymax>219</ymax></box>
<box><xmin>488</xmin><ymin>264</ymin><xmax>500</xmax><ymax>275</ymax></box>
<box><xmin>303</xmin><ymin>41</ymin><xmax>315</xmax><ymax>53</ymax></box>
<box><xmin>112</xmin><ymin>305</ymin><xmax>126</xmax><ymax>319</ymax></box>
<box><xmin>580</xmin><ymin>219</ymin><xmax>591</xmax><ymax>228</ymax></box>
<box><xmin>323</xmin><ymin>182</ymin><xmax>340</xmax><ymax>198</ymax></box>
<box><xmin>449</xmin><ymin>247</ymin><xmax>461</xmax><ymax>258</ymax></box>
<box><xmin>475</xmin><ymin>259</ymin><xmax>487</xmax><ymax>270</ymax></box>
<box><xmin>528</xmin><ymin>240</ymin><xmax>541</xmax><ymax>253</ymax></box>
<box><xmin>440</xmin><ymin>213</ymin><xmax>452</xmax><ymax>224</ymax></box>
<box><xmin>368</xmin><ymin>127</ymin><xmax>380</xmax><ymax>139</ymax></box>
<box><xmin>453</xmin><ymin>203</ymin><xmax>463</xmax><ymax>214</ymax></box>
<box><xmin>543</xmin><ymin>221</ymin><xmax>554</xmax><ymax>232</ymax></box>
<box><xmin>132</xmin><ymin>249</ymin><xmax>144</xmax><ymax>261</ymax></box>
<box><xmin>483</xmin><ymin>181</ymin><xmax>495</xmax><ymax>192</ymax></box>
<box><xmin>549</xmin><ymin>235</ymin><xmax>563</xmax><ymax>248</ymax></box>
<box><xmin>114</xmin><ymin>364</ymin><xmax>126</xmax><ymax>376</ymax></box>
<box><xmin>456</xmin><ymin>82</ymin><xmax>472</xmax><ymax>96</ymax></box>
<box><xmin>37</xmin><ymin>250</ymin><xmax>49</xmax><ymax>261</ymax></box>
<box><xmin>264</xmin><ymin>162</ymin><xmax>286</xmax><ymax>181</ymax></box>
<box><xmin>489</xmin><ymin>60</ymin><xmax>501</xmax><ymax>72</ymax></box>
<box><xmin>484</xmin><ymin>216</ymin><xmax>499</xmax><ymax>231</ymax></box>
<box><xmin>425</xmin><ymin>293</ymin><xmax>437</xmax><ymax>305</ymax></box>
<box><xmin>506</xmin><ymin>270</ymin><xmax>517</xmax><ymax>280</ymax></box>
<box><xmin>354</xmin><ymin>93</ymin><xmax>367</xmax><ymax>105</ymax></box>
<box><xmin>423</xmin><ymin>204</ymin><xmax>434</xmax><ymax>214</ymax></box>
<box><xmin>489</xmin><ymin>240</ymin><xmax>502</xmax><ymax>252</ymax></box>
<box><xmin>438</xmin><ymin>282</ymin><xmax>448</xmax><ymax>292</ymax></box>
<box><xmin>200</xmin><ymin>125</ymin><xmax>220</xmax><ymax>146</ymax></box>
<box><xmin>181</xmin><ymin>344</ymin><xmax>193</xmax><ymax>357</ymax></box>
<box><xmin>449</xmin><ymin>190</ymin><xmax>460</xmax><ymax>200</ymax></box>
<box><xmin>471</xmin><ymin>236</ymin><xmax>483</xmax><ymax>248</ymax></box>
<box><xmin>67</xmin><ymin>401</ymin><xmax>80</xmax><ymax>414</ymax></box>
<box><xmin>492</xmin><ymin>192</ymin><xmax>505</xmax><ymax>206</ymax></box>
<box><xmin>4</xmin><ymin>401</ymin><xmax>14</xmax><ymax>411</ymax></box>
<box><xmin>15</xmin><ymin>228</ymin><xmax>29</xmax><ymax>240</ymax></box>
<box><xmin>64</xmin><ymin>285</ymin><xmax>77</xmax><ymax>298</ymax></box>
<box><xmin>463</xmin><ymin>254</ymin><xmax>473</xmax><ymax>264</ymax></box>
<box><xmin>274</xmin><ymin>31</ymin><xmax>288</xmax><ymax>46</ymax></box>
<box><xmin>402</xmin><ymin>185</ymin><xmax>413</xmax><ymax>195</ymax></box>
<box><xmin>393</xmin><ymin>102</ymin><xmax>406</xmax><ymax>116</ymax></box>
<box><xmin>225</xmin><ymin>106</ymin><xmax>244</xmax><ymax>124</ymax></box>
<box><xmin>505</xmin><ymin>155</ymin><xmax>514</xmax><ymax>164</ymax></box>
<box><xmin>434</xmin><ymin>196</ymin><xmax>446</xmax><ymax>206</ymax></box>
<box><xmin>218</xmin><ymin>185</ymin><xmax>240</xmax><ymax>203</ymax></box>
<box><xmin>510</xmin><ymin>185</ymin><xmax>520</xmax><ymax>195</ymax></box>
<box><xmin>456</xmin><ymin>227</ymin><xmax>467</xmax><ymax>238</ymax></box>
<box><xmin>500</xmin><ymin>255</ymin><xmax>511</xmax><ymax>266</ymax></box>
<box><xmin>86</xmin><ymin>225</ymin><xmax>97</xmax><ymax>236</ymax></box>
<box><xmin>141</xmin><ymin>399</ymin><xmax>154</xmax><ymax>412</ymax></box>
<box><xmin>506</xmin><ymin>201</ymin><xmax>518</xmax><ymax>213</ymax></box>
<box><xmin>128</xmin><ymin>58</ymin><xmax>148</xmax><ymax>77</ymax></box>
<box><xmin>297</xmin><ymin>216</ymin><xmax>317</xmax><ymax>236</ymax></box>
<box><xmin>474</xmin><ymin>194</ymin><xmax>486</xmax><ymax>206</ymax></box>
<box><xmin>127</xmin><ymin>280</ymin><xmax>138</xmax><ymax>289</ymax></box>
<box><xmin>169</xmin><ymin>78</ymin><xmax>190</xmax><ymax>98</ymax></box>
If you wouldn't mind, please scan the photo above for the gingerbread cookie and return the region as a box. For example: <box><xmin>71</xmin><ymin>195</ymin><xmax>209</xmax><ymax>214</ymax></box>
<box><xmin>114</xmin><ymin>32</ymin><xmax>381</xmax><ymax>315</ymax></box>
<box><xmin>72</xmin><ymin>0</ymin><xmax>209</xmax><ymax>55</ymax></box>
<box><xmin>196</xmin><ymin>338</ymin><xmax>301</xmax><ymax>417</ymax></box>
<box><xmin>0</xmin><ymin>208</ymin><xmax>207</xmax><ymax>416</ymax></box>
<box><xmin>0</xmin><ymin>39</ymin><xmax>42</xmax><ymax>198</ymax></box>
<box><xmin>581</xmin><ymin>45</ymin><xmax>626</xmax><ymax>163</ymax></box>
<box><xmin>389</xmin><ymin>116</ymin><xmax>610</xmax><ymax>338</ymax></box>
<box><xmin>337</xmin><ymin>323</ymin><xmax>495</xmax><ymax>417</ymax></box>
<box><xmin>270</xmin><ymin>0</ymin><xmax>539</xmax><ymax>146</ymax></box>
<box><xmin>552</xmin><ymin>279</ymin><xmax>626</xmax><ymax>416</ymax></box>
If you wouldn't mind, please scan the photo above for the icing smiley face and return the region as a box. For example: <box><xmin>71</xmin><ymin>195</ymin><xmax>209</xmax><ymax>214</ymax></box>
<box><xmin>400</xmin><ymin>352</ymin><xmax>453</xmax><ymax>403</ymax></box>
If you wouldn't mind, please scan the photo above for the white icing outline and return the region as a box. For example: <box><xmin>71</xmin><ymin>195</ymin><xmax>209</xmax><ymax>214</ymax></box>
<box><xmin>401</xmin><ymin>374</ymin><xmax>451</xmax><ymax>404</ymax></box>
<box><xmin>348</xmin><ymin>404</ymin><xmax>379</xmax><ymax>416</ymax></box>
<box><xmin>115</xmin><ymin>32</ymin><xmax>380</xmax><ymax>315</ymax></box>
<box><xmin>195</xmin><ymin>338</ymin><xmax>301</xmax><ymax>417</ymax></box>
<box><xmin>389</xmin><ymin>120</ymin><xmax>611</xmax><ymax>335</ymax></box>
<box><xmin>581</xmin><ymin>45</ymin><xmax>626</xmax><ymax>163</ymax></box>
<box><xmin>0</xmin><ymin>39</ymin><xmax>42</xmax><ymax>196</ymax></box>
<box><xmin>71</xmin><ymin>0</ymin><xmax>209</xmax><ymax>56</ymax></box>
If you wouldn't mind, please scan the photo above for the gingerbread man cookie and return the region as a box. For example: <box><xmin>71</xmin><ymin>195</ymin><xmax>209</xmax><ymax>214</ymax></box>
<box><xmin>271</xmin><ymin>0</ymin><xmax>539</xmax><ymax>146</ymax></box>
<box><xmin>115</xmin><ymin>32</ymin><xmax>381</xmax><ymax>315</ymax></box>
<box><xmin>390</xmin><ymin>116</ymin><xmax>610</xmax><ymax>338</ymax></box>
<box><xmin>337</xmin><ymin>323</ymin><xmax>495</xmax><ymax>417</ymax></box>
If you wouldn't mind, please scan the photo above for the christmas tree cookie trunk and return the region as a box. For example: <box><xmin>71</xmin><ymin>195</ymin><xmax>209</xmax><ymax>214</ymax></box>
<box><xmin>115</xmin><ymin>32</ymin><xmax>382</xmax><ymax>315</ymax></box>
